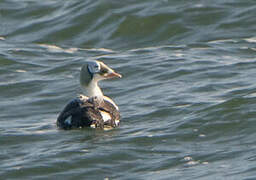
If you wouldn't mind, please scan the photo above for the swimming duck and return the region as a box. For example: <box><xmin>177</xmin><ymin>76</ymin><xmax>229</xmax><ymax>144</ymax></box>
<box><xmin>57</xmin><ymin>60</ymin><xmax>122</xmax><ymax>130</ymax></box>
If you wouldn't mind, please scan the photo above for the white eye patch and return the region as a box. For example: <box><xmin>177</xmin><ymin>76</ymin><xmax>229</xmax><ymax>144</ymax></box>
<box><xmin>88</xmin><ymin>61</ymin><xmax>100</xmax><ymax>73</ymax></box>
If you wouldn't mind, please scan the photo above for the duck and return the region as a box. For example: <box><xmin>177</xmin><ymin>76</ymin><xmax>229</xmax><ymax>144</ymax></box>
<box><xmin>57</xmin><ymin>60</ymin><xmax>122</xmax><ymax>130</ymax></box>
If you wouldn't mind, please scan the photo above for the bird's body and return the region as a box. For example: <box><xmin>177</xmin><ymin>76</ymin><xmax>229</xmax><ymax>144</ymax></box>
<box><xmin>57</xmin><ymin>61</ymin><xmax>122</xmax><ymax>130</ymax></box>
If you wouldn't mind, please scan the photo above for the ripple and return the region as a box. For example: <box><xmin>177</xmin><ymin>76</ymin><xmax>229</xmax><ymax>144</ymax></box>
<box><xmin>1</xmin><ymin>0</ymin><xmax>256</xmax><ymax>179</ymax></box>
<box><xmin>38</xmin><ymin>44</ymin><xmax>78</xmax><ymax>53</ymax></box>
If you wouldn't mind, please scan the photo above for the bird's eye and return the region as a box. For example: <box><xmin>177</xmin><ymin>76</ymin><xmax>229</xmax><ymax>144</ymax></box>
<box><xmin>101</xmin><ymin>68</ymin><xmax>108</xmax><ymax>74</ymax></box>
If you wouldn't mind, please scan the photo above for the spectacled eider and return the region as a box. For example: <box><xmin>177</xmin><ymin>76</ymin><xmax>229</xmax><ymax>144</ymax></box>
<box><xmin>57</xmin><ymin>60</ymin><xmax>122</xmax><ymax>130</ymax></box>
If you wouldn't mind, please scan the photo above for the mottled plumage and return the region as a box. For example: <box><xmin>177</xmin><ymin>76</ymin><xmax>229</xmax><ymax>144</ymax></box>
<box><xmin>57</xmin><ymin>95</ymin><xmax>120</xmax><ymax>129</ymax></box>
<box><xmin>57</xmin><ymin>60</ymin><xmax>121</xmax><ymax>130</ymax></box>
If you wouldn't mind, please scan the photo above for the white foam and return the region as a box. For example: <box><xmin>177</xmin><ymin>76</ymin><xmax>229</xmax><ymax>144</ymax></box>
<box><xmin>244</xmin><ymin>37</ymin><xmax>256</xmax><ymax>43</ymax></box>
<box><xmin>16</xmin><ymin>69</ymin><xmax>27</xmax><ymax>73</ymax></box>
<box><xmin>38</xmin><ymin>44</ymin><xmax>78</xmax><ymax>53</ymax></box>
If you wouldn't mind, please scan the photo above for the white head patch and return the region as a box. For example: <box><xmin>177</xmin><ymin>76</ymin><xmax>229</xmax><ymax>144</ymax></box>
<box><xmin>87</xmin><ymin>61</ymin><xmax>100</xmax><ymax>74</ymax></box>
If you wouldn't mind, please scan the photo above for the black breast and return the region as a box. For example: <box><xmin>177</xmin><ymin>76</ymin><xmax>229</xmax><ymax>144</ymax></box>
<box><xmin>57</xmin><ymin>95</ymin><xmax>120</xmax><ymax>130</ymax></box>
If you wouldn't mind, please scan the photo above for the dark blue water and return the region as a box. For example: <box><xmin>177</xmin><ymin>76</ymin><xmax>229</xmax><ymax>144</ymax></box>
<box><xmin>1</xmin><ymin>0</ymin><xmax>256</xmax><ymax>179</ymax></box>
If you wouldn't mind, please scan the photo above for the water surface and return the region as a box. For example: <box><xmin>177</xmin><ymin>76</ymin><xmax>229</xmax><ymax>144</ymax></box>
<box><xmin>1</xmin><ymin>0</ymin><xmax>256</xmax><ymax>179</ymax></box>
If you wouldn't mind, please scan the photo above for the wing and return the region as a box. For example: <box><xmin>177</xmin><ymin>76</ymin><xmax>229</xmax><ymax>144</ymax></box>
<box><xmin>99</xmin><ymin>98</ymin><xmax>121</xmax><ymax>127</ymax></box>
<box><xmin>57</xmin><ymin>98</ymin><xmax>83</xmax><ymax>129</ymax></box>
<box><xmin>57</xmin><ymin>95</ymin><xmax>120</xmax><ymax>129</ymax></box>
<box><xmin>57</xmin><ymin>95</ymin><xmax>103</xmax><ymax>129</ymax></box>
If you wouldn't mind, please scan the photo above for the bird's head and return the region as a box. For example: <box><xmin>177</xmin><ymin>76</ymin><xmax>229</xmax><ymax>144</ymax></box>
<box><xmin>80</xmin><ymin>60</ymin><xmax>122</xmax><ymax>88</ymax></box>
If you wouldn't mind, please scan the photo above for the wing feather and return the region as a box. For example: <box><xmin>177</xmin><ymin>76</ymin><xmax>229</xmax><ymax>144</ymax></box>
<box><xmin>57</xmin><ymin>95</ymin><xmax>120</xmax><ymax>129</ymax></box>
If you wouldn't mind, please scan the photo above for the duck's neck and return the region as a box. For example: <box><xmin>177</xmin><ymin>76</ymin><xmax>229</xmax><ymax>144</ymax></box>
<box><xmin>80</xmin><ymin>71</ymin><xmax>104</xmax><ymax>101</ymax></box>
<box><xmin>85</xmin><ymin>80</ymin><xmax>104</xmax><ymax>101</ymax></box>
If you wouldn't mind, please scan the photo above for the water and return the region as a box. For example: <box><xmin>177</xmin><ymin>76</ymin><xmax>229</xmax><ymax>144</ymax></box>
<box><xmin>1</xmin><ymin>0</ymin><xmax>256</xmax><ymax>179</ymax></box>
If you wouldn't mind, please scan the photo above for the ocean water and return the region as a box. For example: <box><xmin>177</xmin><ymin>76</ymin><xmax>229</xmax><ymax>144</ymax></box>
<box><xmin>1</xmin><ymin>0</ymin><xmax>256</xmax><ymax>179</ymax></box>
